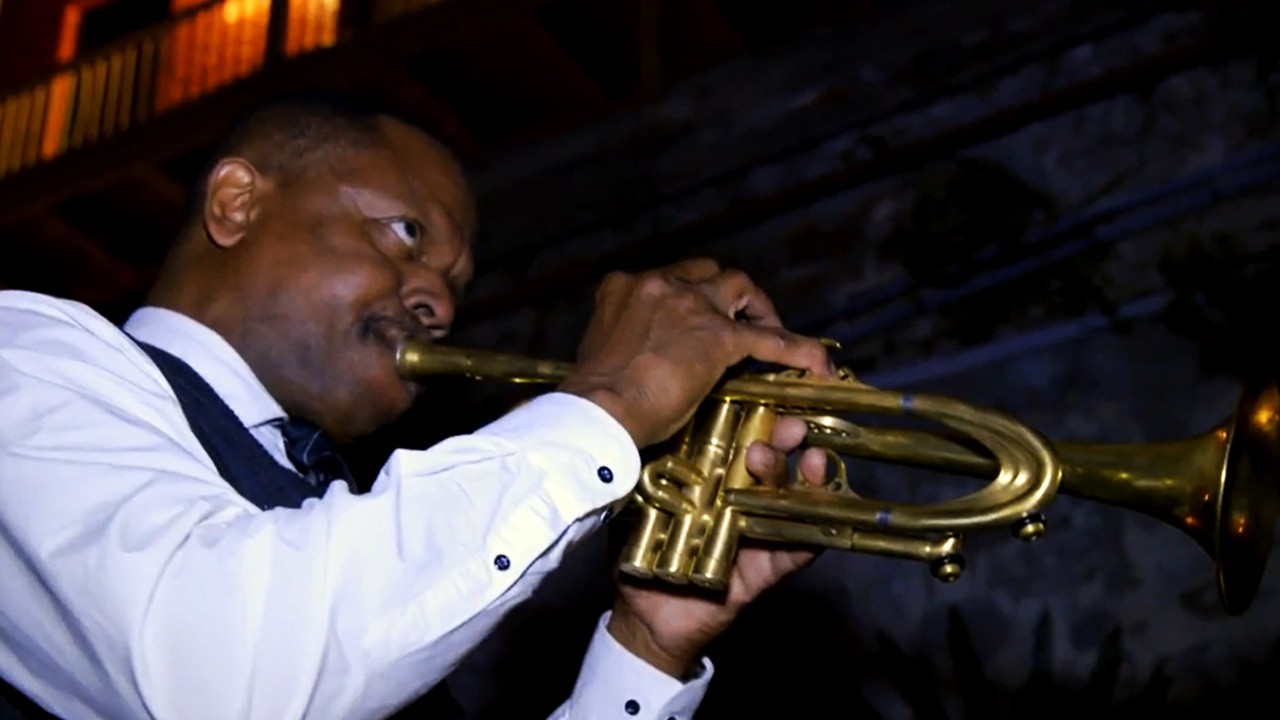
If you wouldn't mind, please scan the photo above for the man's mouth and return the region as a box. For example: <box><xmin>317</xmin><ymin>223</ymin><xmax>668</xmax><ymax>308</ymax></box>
<box><xmin>359</xmin><ymin>315</ymin><xmax>429</xmax><ymax>399</ymax></box>
<box><xmin>359</xmin><ymin>314</ymin><xmax>416</xmax><ymax>351</ymax></box>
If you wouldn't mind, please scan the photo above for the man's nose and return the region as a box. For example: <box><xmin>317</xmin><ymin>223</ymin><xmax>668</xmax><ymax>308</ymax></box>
<box><xmin>402</xmin><ymin>267</ymin><xmax>457</xmax><ymax>337</ymax></box>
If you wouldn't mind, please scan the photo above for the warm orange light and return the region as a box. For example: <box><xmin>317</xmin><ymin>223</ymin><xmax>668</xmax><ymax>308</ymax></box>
<box><xmin>157</xmin><ymin>0</ymin><xmax>273</xmax><ymax>111</ymax></box>
<box><xmin>56</xmin><ymin>0</ymin><xmax>122</xmax><ymax>62</ymax></box>
<box><xmin>39</xmin><ymin>73</ymin><xmax>73</xmax><ymax>159</ymax></box>
<box><xmin>285</xmin><ymin>0</ymin><xmax>341</xmax><ymax>56</ymax></box>
<box><xmin>28</xmin><ymin>0</ymin><xmax>348</xmax><ymax>162</ymax></box>
<box><xmin>1251</xmin><ymin>403</ymin><xmax>1278</xmax><ymax>431</ymax></box>
<box><xmin>56</xmin><ymin>6</ymin><xmax>83</xmax><ymax>63</ymax></box>
<box><xmin>40</xmin><ymin>2</ymin><xmax>91</xmax><ymax>162</ymax></box>
<box><xmin>223</xmin><ymin>0</ymin><xmax>270</xmax><ymax>25</ymax></box>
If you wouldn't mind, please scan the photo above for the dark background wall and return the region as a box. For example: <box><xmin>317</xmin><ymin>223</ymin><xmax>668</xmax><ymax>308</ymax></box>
<box><xmin>425</xmin><ymin>2</ymin><xmax>1280</xmax><ymax>717</ymax></box>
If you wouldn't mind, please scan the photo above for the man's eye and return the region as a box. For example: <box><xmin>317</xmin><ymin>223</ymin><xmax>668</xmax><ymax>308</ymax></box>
<box><xmin>385</xmin><ymin>218</ymin><xmax>422</xmax><ymax>247</ymax></box>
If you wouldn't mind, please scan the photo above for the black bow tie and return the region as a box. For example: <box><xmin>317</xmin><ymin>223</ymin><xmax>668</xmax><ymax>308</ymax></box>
<box><xmin>279</xmin><ymin>418</ymin><xmax>354</xmax><ymax>490</ymax></box>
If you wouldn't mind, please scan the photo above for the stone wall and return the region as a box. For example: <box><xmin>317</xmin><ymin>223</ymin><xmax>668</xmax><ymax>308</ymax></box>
<box><xmin>433</xmin><ymin>1</ymin><xmax>1280</xmax><ymax>716</ymax></box>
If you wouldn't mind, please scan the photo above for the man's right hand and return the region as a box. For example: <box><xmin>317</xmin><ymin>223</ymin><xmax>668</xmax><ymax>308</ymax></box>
<box><xmin>558</xmin><ymin>258</ymin><xmax>832</xmax><ymax>448</ymax></box>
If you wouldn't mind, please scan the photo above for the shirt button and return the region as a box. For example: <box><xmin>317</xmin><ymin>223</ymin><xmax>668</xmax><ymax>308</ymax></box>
<box><xmin>597</xmin><ymin>466</ymin><xmax>614</xmax><ymax>483</ymax></box>
<box><xmin>493</xmin><ymin>554</ymin><xmax>511</xmax><ymax>571</ymax></box>
<box><xmin>624</xmin><ymin>699</ymin><xmax>640</xmax><ymax>715</ymax></box>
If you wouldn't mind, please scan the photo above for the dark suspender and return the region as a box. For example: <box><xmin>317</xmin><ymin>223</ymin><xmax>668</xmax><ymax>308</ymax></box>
<box><xmin>136</xmin><ymin>341</ymin><xmax>331</xmax><ymax>509</ymax></box>
<box><xmin>0</xmin><ymin>340</ymin><xmax>463</xmax><ymax>718</ymax></box>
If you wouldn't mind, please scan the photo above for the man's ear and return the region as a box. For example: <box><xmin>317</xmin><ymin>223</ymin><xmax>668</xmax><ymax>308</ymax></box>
<box><xmin>203</xmin><ymin>157</ymin><xmax>265</xmax><ymax>249</ymax></box>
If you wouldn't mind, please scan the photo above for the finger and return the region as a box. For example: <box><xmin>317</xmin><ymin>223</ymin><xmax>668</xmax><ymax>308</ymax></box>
<box><xmin>769</xmin><ymin>415</ymin><xmax>809</xmax><ymax>453</ymax></box>
<box><xmin>796</xmin><ymin>446</ymin><xmax>829</xmax><ymax>487</ymax></box>
<box><xmin>593</xmin><ymin>270</ymin><xmax>638</xmax><ymax>322</ymax></box>
<box><xmin>700</xmin><ymin>269</ymin><xmax>783</xmax><ymax>328</ymax></box>
<box><xmin>744</xmin><ymin>442</ymin><xmax>788</xmax><ymax>487</ymax></box>
<box><xmin>731</xmin><ymin>546</ymin><xmax>819</xmax><ymax>597</ymax></box>
<box><xmin>727</xmin><ymin>324</ymin><xmax>835</xmax><ymax>378</ymax></box>
<box><xmin>663</xmin><ymin>258</ymin><xmax>722</xmax><ymax>283</ymax></box>
<box><xmin>745</xmin><ymin>417</ymin><xmax>816</xmax><ymax>485</ymax></box>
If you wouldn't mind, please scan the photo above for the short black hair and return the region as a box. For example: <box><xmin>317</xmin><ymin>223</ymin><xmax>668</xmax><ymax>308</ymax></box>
<box><xmin>216</xmin><ymin>93</ymin><xmax>394</xmax><ymax>177</ymax></box>
<box><xmin>185</xmin><ymin>93</ymin><xmax>410</xmax><ymax>223</ymax></box>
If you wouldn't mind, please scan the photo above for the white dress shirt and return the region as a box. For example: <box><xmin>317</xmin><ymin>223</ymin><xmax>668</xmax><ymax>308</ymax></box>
<box><xmin>0</xmin><ymin>291</ymin><xmax>712</xmax><ymax>719</ymax></box>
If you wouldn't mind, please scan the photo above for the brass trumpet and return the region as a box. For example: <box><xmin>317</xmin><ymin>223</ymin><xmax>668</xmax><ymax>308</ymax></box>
<box><xmin>396</xmin><ymin>341</ymin><xmax>1280</xmax><ymax>616</ymax></box>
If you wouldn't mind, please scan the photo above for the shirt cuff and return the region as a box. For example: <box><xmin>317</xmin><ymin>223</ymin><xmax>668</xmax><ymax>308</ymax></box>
<box><xmin>563</xmin><ymin>612</ymin><xmax>713</xmax><ymax>720</ymax></box>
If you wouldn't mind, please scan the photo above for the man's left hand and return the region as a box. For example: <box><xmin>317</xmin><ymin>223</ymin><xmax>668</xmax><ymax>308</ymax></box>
<box><xmin>606</xmin><ymin>415</ymin><xmax>831</xmax><ymax>678</ymax></box>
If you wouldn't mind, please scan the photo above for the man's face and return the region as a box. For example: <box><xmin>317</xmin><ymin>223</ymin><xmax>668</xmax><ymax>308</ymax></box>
<box><xmin>229</xmin><ymin>119</ymin><xmax>475</xmax><ymax>442</ymax></box>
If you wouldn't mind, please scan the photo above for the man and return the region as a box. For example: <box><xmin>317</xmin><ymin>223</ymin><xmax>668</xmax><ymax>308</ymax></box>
<box><xmin>0</xmin><ymin>98</ymin><xmax>833</xmax><ymax>719</ymax></box>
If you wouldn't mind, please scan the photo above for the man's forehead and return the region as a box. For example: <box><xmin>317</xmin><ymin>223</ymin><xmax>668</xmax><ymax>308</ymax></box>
<box><xmin>336</xmin><ymin>132</ymin><xmax>475</xmax><ymax>237</ymax></box>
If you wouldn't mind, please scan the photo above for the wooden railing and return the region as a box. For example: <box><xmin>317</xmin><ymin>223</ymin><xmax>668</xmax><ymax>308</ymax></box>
<box><xmin>0</xmin><ymin>0</ymin><xmax>434</xmax><ymax>180</ymax></box>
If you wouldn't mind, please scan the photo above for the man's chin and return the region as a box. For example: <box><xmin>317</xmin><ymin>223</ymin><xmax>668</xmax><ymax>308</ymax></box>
<box><xmin>346</xmin><ymin>351</ymin><xmax>419</xmax><ymax>420</ymax></box>
<box><xmin>371</xmin><ymin>366</ymin><xmax>419</xmax><ymax>409</ymax></box>
<box><xmin>400</xmin><ymin>378</ymin><xmax>424</xmax><ymax>405</ymax></box>
<box><xmin>341</xmin><ymin>384</ymin><xmax>417</xmax><ymax>441</ymax></box>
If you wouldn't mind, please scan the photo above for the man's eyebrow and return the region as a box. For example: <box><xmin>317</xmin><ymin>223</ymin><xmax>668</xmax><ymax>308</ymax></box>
<box><xmin>340</xmin><ymin>184</ymin><xmax>418</xmax><ymax>217</ymax></box>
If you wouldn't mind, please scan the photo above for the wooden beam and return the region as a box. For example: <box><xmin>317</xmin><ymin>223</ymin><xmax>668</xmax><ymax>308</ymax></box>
<box><xmin>124</xmin><ymin>164</ymin><xmax>189</xmax><ymax>211</ymax></box>
<box><xmin>0</xmin><ymin>212</ymin><xmax>144</xmax><ymax>308</ymax></box>
<box><xmin>682</xmin><ymin>0</ymin><xmax>747</xmax><ymax>62</ymax></box>
<box><xmin>372</xmin><ymin>63</ymin><xmax>484</xmax><ymax>159</ymax></box>
<box><xmin>630</xmin><ymin>0</ymin><xmax>746</xmax><ymax>95</ymax></box>
<box><xmin>637</xmin><ymin>0</ymin><xmax>663</xmax><ymax>100</ymax></box>
<box><xmin>434</xmin><ymin>14</ymin><xmax>611</xmax><ymax>149</ymax></box>
<box><xmin>501</xmin><ymin>16</ymin><xmax>609</xmax><ymax>114</ymax></box>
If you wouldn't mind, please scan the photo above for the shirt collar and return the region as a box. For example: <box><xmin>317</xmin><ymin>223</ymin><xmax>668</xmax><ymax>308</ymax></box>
<box><xmin>123</xmin><ymin>307</ymin><xmax>286</xmax><ymax>430</ymax></box>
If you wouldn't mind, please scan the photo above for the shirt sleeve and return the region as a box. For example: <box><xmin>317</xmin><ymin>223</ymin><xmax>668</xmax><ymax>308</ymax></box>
<box><xmin>547</xmin><ymin>612</ymin><xmax>713</xmax><ymax>720</ymax></box>
<box><xmin>0</xmin><ymin>294</ymin><xmax>658</xmax><ymax>720</ymax></box>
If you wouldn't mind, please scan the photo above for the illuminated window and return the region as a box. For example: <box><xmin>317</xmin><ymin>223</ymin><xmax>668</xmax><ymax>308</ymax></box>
<box><xmin>284</xmin><ymin>0</ymin><xmax>340</xmax><ymax>56</ymax></box>
<box><xmin>155</xmin><ymin>0</ymin><xmax>341</xmax><ymax>111</ymax></box>
<box><xmin>156</xmin><ymin>0</ymin><xmax>271</xmax><ymax>111</ymax></box>
<box><xmin>17</xmin><ymin>0</ymin><xmax>344</xmax><ymax>167</ymax></box>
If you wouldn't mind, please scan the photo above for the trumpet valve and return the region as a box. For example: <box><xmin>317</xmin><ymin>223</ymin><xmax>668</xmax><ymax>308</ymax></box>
<box><xmin>618</xmin><ymin>503</ymin><xmax>672</xmax><ymax>580</ymax></box>
<box><xmin>689</xmin><ymin>509</ymin><xmax>743</xmax><ymax>591</ymax></box>
<box><xmin>1011</xmin><ymin>513</ymin><xmax>1048</xmax><ymax>542</ymax></box>
<box><xmin>653</xmin><ymin>513</ymin><xmax>701</xmax><ymax>584</ymax></box>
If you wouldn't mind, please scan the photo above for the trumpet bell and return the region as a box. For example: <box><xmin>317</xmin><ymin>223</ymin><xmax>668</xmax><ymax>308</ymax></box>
<box><xmin>1213</xmin><ymin>379</ymin><xmax>1280</xmax><ymax>615</ymax></box>
<box><xmin>804</xmin><ymin>378</ymin><xmax>1280</xmax><ymax>615</ymax></box>
<box><xmin>1048</xmin><ymin>379</ymin><xmax>1280</xmax><ymax>616</ymax></box>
